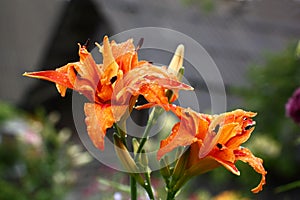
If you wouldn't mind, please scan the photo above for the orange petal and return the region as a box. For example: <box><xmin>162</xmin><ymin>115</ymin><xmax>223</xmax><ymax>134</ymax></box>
<box><xmin>97</xmin><ymin>84</ymin><xmax>114</xmax><ymax>103</ymax></box>
<box><xmin>115</xmin><ymin>52</ymin><xmax>134</xmax><ymax>73</ymax></box>
<box><xmin>186</xmin><ymin>144</ymin><xmax>221</xmax><ymax>176</ymax></box>
<box><xmin>135</xmin><ymin>102</ymin><xmax>156</xmax><ymax>110</ymax></box>
<box><xmin>223</xmin><ymin>110</ymin><xmax>257</xmax><ymax>148</ymax></box>
<box><xmin>209</xmin><ymin>147</ymin><xmax>240</xmax><ymax>175</ymax></box>
<box><xmin>55</xmin><ymin>63</ymin><xmax>78</xmax><ymax>96</ymax></box>
<box><xmin>84</xmin><ymin>103</ymin><xmax>116</xmax><ymax>150</ymax></box>
<box><xmin>111</xmin><ymin>38</ymin><xmax>137</xmax><ymax>73</ymax></box>
<box><xmin>226</xmin><ymin>126</ymin><xmax>255</xmax><ymax>150</ymax></box>
<box><xmin>111</xmin><ymin>38</ymin><xmax>148</xmax><ymax>72</ymax></box>
<box><xmin>23</xmin><ymin>70</ymin><xmax>74</xmax><ymax>95</ymax></box>
<box><xmin>199</xmin><ymin>122</ymin><xmax>239</xmax><ymax>159</ymax></box>
<box><xmin>234</xmin><ymin>147</ymin><xmax>267</xmax><ymax>193</ymax></box>
<box><xmin>138</xmin><ymin>84</ymin><xmax>169</xmax><ymax>110</ymax></box>
<box><xmin>144</xmin><ymin>74</ymin><xmax>193</xmax><ymax>91</ymax></box>
<box><xmin>113</xmin><ymin>65</ymin><xmax>193</xmax><ymax>108</ymax></box>
<box><xmin>110</xmin><ymin>38</ymin><xmax>135</xmax><ymax>59</ymax></box>
<box><xmin>99</xmin><ymin>36</ymin><xmax>119</xmax><ymax>85</ymax></box>
<box><xmin>157</xmin><ymin>122</ymin><xmax>196</xmax><ymax>160</ymax></box>
<box><xmin>77</xmin><ymin>44</ymin><xmax>101</xmax><ymax>88</ymax></box>
<box><xmin>186</xmin><ymin>156</ymin><xmax>221</xmax><ymax>176</ymax></box>
<box><xmin>199</xmin><ymin>109</ymin><xmax>257</xmax><ymax>158</ymax></box>
<box><xmin>24</xmin><ymin>44</ymin><xmax>102</xmax><ymax>100</ymax></box>
<box><xmin>157</xmin><ymin>107</ymin><xmax>209</xmax><ymax>160</ymax></box>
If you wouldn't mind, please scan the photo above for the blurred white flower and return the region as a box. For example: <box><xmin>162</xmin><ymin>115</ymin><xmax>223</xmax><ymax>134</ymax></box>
<box><xmin>114</xmin><ymin>192</ymin><xmax>122</xmax><ymax>200</ymax></box>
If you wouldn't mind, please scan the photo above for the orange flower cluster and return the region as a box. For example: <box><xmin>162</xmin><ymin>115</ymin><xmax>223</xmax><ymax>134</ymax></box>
<box><xmin>24</xmin><ymin>36</ymin><xmax>266</xmax><ymax>193</ymax></box>
<box><xmin>24</xmin><ymin>36</ymin><xmax>192</xmax><ymax>150</ymax></box>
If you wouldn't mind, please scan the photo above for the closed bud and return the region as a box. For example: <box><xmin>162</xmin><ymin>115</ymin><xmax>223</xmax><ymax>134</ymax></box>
<box><xmin>171</xmin><ymin>148</ymin><xmax>190</xmax><ymax>184</ymax></box>
<box><xmin>132</xmin><ymin>138</ymin><xmax>140</xmax><ymax>156</ymax></box>
<box><xmin>168</xmin><ymin>44</ymin><xmax>184</xmax><ymax>75</ymax></box>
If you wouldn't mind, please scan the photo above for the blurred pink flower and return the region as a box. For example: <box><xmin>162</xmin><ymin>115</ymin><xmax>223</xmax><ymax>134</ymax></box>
<box><xmin>286</xmin><ymin>88</ymin><xmax>300</xmax><ymax>125</ymax></box>
<box><xmin>2</xmin><ymin>119</ymin><xmax>42</xmax><ymax>147</ymax></box>
<box><xmin>21</xmin><ymin>130</ymin><xmax>42</xmax><ymax>147</ymax></box>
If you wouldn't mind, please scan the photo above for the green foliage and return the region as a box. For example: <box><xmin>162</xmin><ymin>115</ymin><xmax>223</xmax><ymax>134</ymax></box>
<box><xmin>0</xmin><ymin>101</ymin><xmax>22</xmax><ymax>121</ymax></box>
<box><xmin>182</xmin><ymin>0</ymin><xmax>215</xmax><ymax>12</ymax></box>
<box><xmin>296</xmin><ymin>40</ymin><xmax>300</xmax><ymax>59</ymax></box>
<box><xmin>0</xmin><ymin>102</ymin><xmax>91</xmax><ymax>200</ymax></box>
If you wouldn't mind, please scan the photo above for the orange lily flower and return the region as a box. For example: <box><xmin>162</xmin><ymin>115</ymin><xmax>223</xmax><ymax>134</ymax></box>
<box><xmin>23</xmin><ymin>36</ymin><xmax>193</xmax><ymax>150</ymax></box>
<box><xmin>158</xmin><ymin>106</ymin><xmax>266</xmax><ymax>193</ymax></box>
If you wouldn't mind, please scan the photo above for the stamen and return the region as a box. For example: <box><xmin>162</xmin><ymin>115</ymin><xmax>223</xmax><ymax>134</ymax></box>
<box><xmin>244</xmin><ymin>121</ymin><xmax>256</xmax><ymax>130</ymax></box>
<box><xmin>184</xmin><ymin>111</ymin><xmax>191</xmax><ymax>117</ymax></box>
<box><xmin>217</xmin><ymin>143</ymin><xmax>223</xmax><ymax>149</ymax></box>
<box><xmin>110</xmin><ymin>76</ymin><xmax>118</xmax><ymax>84</ymax></box>
<box><xmin>136</xmin><ymin>38</ymin><xmax>144</xmax><ymax>51</ymax></box>
<box><xmin>213</xmin><ymin>124</ymin><xmax>220</xmax><ymax>134</ymax></box>
<box><xmin>84</xmin><ymin>38</ymin><xmax>91</xmax><ymax>48</ymax></box>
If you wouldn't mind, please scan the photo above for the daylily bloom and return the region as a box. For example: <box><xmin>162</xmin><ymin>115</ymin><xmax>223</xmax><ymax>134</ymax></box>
<box><xmin>24</xmin><ymin>36</ymin><xmax>193</xmax><ymax>150</ymax></box>
<box><xmin>158</xmin><ymin>106</ymin><xmax>266</xmax><ymax>193</ymax></box>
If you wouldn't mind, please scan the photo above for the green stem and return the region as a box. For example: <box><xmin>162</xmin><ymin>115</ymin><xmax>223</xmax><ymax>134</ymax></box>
<box><xmin>144</xmin><ymin>171</ymin><xmax>155</xmax><ymax>199</ymax></box>
<box><xmin>166</xmin><ymin>178</ymin><xmax>188</xmax><ymax>200</ymax></box>
<box><xmin>136</xmin><ymin>107</ymin><xmax>163</xmax><ymax>154</ymax></box>
<box><xmin>130</xmin><ymin>176</ymin><xmax>137</xmax><ymax>200</ymax></box>
<box><xmin>166</xmin><ymin>190</ymin><xmax>176</xmax><ymax>200</ymax></box>
<box><xmin>275</xmin><ymin>180</ymin><xmax>300</xmax><ymax>193</ymax></box>
<box><xmin>165</xmin><ymin>148</ymin><xmax>190</xmax><ymax>200</ymax></box>
<box><xmin>133</xmin><ymin>107</ymin><xmax>162</xmax><ymax>200</ymax></box>
<box><xmin>115</xmin><ymin>106</ymin><xmax>163</xmax><ymax>200</ymax></box>
<box><xmin>160</xmin><ymin>158</ymin><xmax>171</xmax><ymax>187</ymax></box>
<box><xmin>113</xmin><ymin>123</ymin><xmax>127</xmax><ymax>147</ymax></box>
<box><xmin>171</xmin><ymin>175</ymin><xmax>190</xmax><ymax>197</ymax></box>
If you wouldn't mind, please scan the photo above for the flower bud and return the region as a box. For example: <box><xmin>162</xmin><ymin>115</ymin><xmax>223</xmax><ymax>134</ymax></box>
<box><xmin>168</xmin><ymin>44</ymin><xmax>184</xmax><ymax>75</ymax></box>
<box><xmin>113</xmin><ymin>134</ymin><xmax>144</xmax><ymax>185</ymax></box>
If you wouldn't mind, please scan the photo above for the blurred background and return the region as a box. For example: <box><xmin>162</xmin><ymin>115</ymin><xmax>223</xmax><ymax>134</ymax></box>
<box><xmin>0</xmin><ymin>0</ymin><xmax>300</xmax><ymax>199</ymax></box>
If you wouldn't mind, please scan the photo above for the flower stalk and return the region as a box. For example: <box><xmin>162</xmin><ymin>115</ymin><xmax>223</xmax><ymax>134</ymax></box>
<box><xmin>136</xmin><ymin>107</ymin><xmax>164</xmax><ymax>155</ymax></box>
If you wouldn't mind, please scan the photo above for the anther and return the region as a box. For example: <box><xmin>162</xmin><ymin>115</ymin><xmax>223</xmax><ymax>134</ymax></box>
<box><xmin>136</xmin><ymin>37</ymin><xmax>144</xmax><ymax>51</ymax></box>
<box><xmin>110</xmin><ymin>76</ymin><xmax>117</xmax><ymax>84</ymax></box>
<box><xmin>217</xmin><ymin>143</ymin><xmax>223</xmax><ymax>149</ymax></box>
